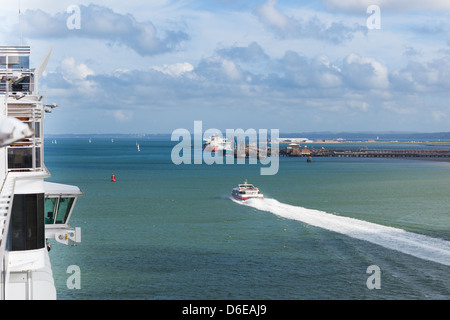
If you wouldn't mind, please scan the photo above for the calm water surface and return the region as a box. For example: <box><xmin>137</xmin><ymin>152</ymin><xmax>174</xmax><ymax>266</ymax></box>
<box><xmin>44</xmin><ymin>138</ymin><xmax>450</xmax><ymax>299</ymax></box>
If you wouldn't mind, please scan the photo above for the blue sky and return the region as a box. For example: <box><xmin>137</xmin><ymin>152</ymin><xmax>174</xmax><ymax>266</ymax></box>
<box><xmin>1</xmin><ymin>0</ymin><xmax>449</xmax><ymax>134</ymax></box>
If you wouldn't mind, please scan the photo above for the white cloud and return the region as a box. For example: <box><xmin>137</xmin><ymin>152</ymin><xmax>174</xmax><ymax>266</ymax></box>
<box><xmin>13</xmin><ymin>1</ymin><xmax>448</xmax><ymax>133</ymax></box>
<box><xmin>321</xmin><ymin>0</ymin><xmax>450</xmax><ymax>12</ymax></box>
<box><xmin>311</xmin><ymin>55</ymin><xmax>342</xmax><ymax>88</ymax></box>
<box><xmin>42</xmin><ymin>56</ymin><xmax>99</xmax><ymax>100</ymax></box>
<box><xmin>391</xmin><ymin>56</ymin><xmax>450</xmax><ymax>93</ymax></box>
<box><xmin>348</xmin><ymin>100</ymin><xmax>369</xmax><ymax>112</ymax></box>
<box><xmin>432</xmin><ymin>110</ymin><xmax>447</xmax><ymax>122</ymax></box>
<box><xmin>60</xmin><ymin>56</ymin><xmax>94</xmax><ymax>81</ymax></box>
<box><xmin>151</xmin><ymin>62</ymin><xmax>194</xmax><ymax>77</ymax></box>
<box><xmin>220</xmin><ymin>59</ymin><xmax>242</xmax><ymax>81</ymax></box>
<box><xmin>197</xmin><ymin>56</ymin><xmax>244</xmax><ymax>82</ymax></box>
<box><xmin>382</xmin><ymin>101</ymin><xmax>416</xmax><ymax>115</ymax></box>
<box><xmin>253</xmin><ymin>0</ymin><xmax>366</xmax><ymax>44</ymax></box>
<box><xmin>21</xmin><ymin>4</ymin><xmax>189</xmax><ymax>56</ymax></box>
<box><xmin>108</xmin><ymin>110</ymin><xmax>134</xmax><ymax>123</ymax></box>
<box><xmin>254</xmin><ymin>0</ymin><xmax>290</xmax><ymax>30</ymax></box>
<box><xmin>342</xmin><ymin>53</ymin><xmax>389</xmax><ymax>90</ymax></box>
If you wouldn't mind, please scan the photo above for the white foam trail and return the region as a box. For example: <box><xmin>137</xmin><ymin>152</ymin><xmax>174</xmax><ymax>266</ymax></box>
<box><xmin>233</xmin><ymin>197</ymin><xmax>450</xmax><ymax>266</ymax></box>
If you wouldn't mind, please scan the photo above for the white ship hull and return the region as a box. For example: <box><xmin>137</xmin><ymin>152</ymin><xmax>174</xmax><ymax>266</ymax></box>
<box><xmin>203</xmin><ymin>135</ymin><xmax>233</xmax><ymax>156</ymax></box>
<box><xmin>231</xmin><ymin>193</ymin><xmax>264</xmax><ymax>201</ymax></box>
<box><xmin>231</xmin><ymin>180</ymin><xmax>264</xmax><ymax>201</ymax></box>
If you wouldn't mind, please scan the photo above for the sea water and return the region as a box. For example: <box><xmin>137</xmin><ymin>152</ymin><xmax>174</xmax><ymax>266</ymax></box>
<box><xmin>44</xmin><ymin>138</ymin><xmax>450</xmax><ymax>299</ymax></box>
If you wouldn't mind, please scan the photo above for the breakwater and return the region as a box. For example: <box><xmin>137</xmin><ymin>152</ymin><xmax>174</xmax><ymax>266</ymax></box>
<box><xmin>280</xmin><ymin>147</ymin><xmax>450</xmax><ymax>159</ymax></box>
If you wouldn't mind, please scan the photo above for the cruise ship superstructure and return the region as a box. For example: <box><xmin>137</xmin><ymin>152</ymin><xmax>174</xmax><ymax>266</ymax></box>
<box><xmin>0</xmin><ymin>46</ymin><xmax>82</xmax><ymax>299</ymax></box>
<box><xmin>203</xmin><ymin>135</ymin><xmax>233</xmax><ymax>156</ymax></box>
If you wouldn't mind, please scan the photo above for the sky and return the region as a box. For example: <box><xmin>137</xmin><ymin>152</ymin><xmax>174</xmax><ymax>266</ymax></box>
<box><xmin>1</xmin><ymin>0</ymin><xmax>450</xmax><ymax>134</ymax></box>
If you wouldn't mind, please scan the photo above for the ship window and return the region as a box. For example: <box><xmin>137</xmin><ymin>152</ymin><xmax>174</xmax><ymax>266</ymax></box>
<box><xmin>44</xmin><ymin>198</ymin><xmax>57</xmax><ymax>224</ymax></box>
<box><xmin>0</xmin><ymin>56</ymin><xmax>6</xmax><ymax>68</ymax></box>
<box><xmin>55</xmin><ymin>197</ymin><xmax>74</xmax><ymax>224</ymax></box>
<box><xmin>8</xmin><ymin>148</ymin><xmax>33</xmax><ymax>169</ymax></box>
<box><xmin>34</xmin><ymin>122</ymin><xmax>41</xmax><ymax>138</ymax></box>
<box><xmin>10</xmin><ymin>193</ymin><xmax>45</xmax><ymax>251</ymax></box>
<box><xmin>9</xmin><ymin>56</ymin><xmax>29</xmax><ymax>69</ymax></box>
<box><xmin>7</xmin><ymin>147</ymin><xmax>42</xmax><ymax>170</ymax></box>
<box><xmin>44</xmin><ymin>196</ymin><xmax>75</xmax><ymax>225</ymax></box>
<box><xmin>35</xmin><ymin>147</ymin><xmax>41</xmax><ymax>168</ymax></box>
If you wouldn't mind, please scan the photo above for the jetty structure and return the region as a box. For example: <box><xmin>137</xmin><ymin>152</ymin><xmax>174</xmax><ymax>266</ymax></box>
<box><xmin>280</xmin><ymin>146</ymin><xmax>450</xmax><ymax>159</ymax></box>
<box><xmin>0</xmin><ymin>46</ymin><xmax>82</xmax><ymax>299</ymax></box>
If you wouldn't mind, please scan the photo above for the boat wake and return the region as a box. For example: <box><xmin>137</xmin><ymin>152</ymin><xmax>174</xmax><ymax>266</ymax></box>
<box><xmin>231</xmin><ymin>197</ymin><xmax>450</xmax><ymax>266</ymax></box>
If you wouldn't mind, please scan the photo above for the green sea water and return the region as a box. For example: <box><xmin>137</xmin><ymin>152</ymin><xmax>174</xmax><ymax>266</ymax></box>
<box><xmin>43</xmin><ymin>138</ymin><xmax>450</xmax><ymax>300</ymax></box>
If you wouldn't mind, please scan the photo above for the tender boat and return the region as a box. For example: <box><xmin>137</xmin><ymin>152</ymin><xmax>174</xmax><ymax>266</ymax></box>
<box><xmin>231</xmin><ymin>180</ymin><xmax>264</xmax><ymax>200</ymax></box>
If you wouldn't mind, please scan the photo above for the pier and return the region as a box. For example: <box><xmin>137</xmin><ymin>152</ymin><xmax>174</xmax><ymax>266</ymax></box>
<box><xmin>230</xmin><ymin>140</ymin><xmax>450</xmax><ymax>160</ymax></box>
<box><xmin>280</xmin><ymin>147</ymin><xmax>450</xmax><ymax>159</ymax></box>
<box><xmin>233</xmin><ymin>144</ymin><xmax>270</xmax><ymax>159</ymax></box>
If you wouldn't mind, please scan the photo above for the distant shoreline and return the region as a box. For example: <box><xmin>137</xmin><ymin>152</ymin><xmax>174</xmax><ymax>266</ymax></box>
<box><xmin>279</xmin><ymin>140</ymin><xmax>450</xmax><ymax>146</ymax></box>
<box><xmin>47</xmin><ymin>132</ymin><xmax>450</xmax><ymax>143</ymax></box>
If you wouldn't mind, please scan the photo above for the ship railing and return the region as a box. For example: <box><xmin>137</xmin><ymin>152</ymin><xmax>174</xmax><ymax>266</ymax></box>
<box><xmin>0</xmin><ymin>69</ymin><xmax>34</xmax><ymax>94</ymax></box>
<box><xmin>6</xmin><ymin>102</ymin><xmax>44</xmax><ymax>173</ymax></box>
<box><xmin>7</xmin><ymin>104</ymin><xmax>43</xmax><ymax>119</ymax></box>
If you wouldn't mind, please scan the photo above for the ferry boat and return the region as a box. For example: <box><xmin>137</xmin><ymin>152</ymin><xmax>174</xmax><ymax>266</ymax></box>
<box><xmin>0</xmin><ymin>46</ymin><xmax>83</xmax><ymax>300</ymax></box>
<box><xmin>203</xmin><ymin>135</ymin><xmax>233</xmax><ymax>156</ymax></box>
<box><xmin>231</xmin><ymin>180</ymin><xmax>264</xmax><ymax>200</ymax></box>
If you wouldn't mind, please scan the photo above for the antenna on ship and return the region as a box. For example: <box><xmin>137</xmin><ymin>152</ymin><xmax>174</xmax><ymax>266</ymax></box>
<box><xmin>19</xmin><ymin>0</ymin><xmax>23</xmax><ymax>46</ymax></box>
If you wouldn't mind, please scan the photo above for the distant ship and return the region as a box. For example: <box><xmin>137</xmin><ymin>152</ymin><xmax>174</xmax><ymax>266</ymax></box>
<box><xmin>231</xmin><ymin>180</ymin><xmax>264</xmax><ymax>200</ymax></box>
<box><xmin>0</xmin><ymin>46</ymin><xmax>83</xmax><ymax>299</ymax></box>
<box><xmin>203</xmin><ymin>135</ymin><xmax>233</xmax><ymax>156</ymax></box>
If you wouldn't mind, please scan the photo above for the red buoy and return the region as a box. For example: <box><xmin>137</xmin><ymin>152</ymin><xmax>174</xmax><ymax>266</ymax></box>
<box><xmin>111</xmin><ymin>174</ymin><xmax>116</xmax><ymax>182</ymax></box>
